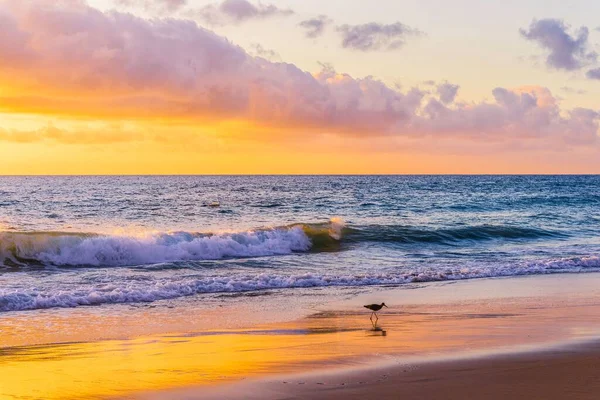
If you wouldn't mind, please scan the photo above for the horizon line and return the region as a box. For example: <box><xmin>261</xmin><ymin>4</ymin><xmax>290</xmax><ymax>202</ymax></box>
<box><xmin>2</xmin><ymin>173</ymin><xmax>600</xmax><ymax>177</ymax></box>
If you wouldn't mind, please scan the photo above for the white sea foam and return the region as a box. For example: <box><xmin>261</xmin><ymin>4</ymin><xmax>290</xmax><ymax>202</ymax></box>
<box><xmin>2</xmin><ymin>256</ymin><xmax>599</xmax><ymax>312</ymax></box>
<box><xmin>0</xmin><ymin>228</ymin><xmax>312</xmax><ymax>267</ymax></box>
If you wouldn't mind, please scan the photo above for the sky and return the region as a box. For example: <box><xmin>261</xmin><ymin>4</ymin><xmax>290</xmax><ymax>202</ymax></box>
<box><xmin>0</xmin><ymin>0</ymin><xmax>599</xmax><ymax>174</ymax></box>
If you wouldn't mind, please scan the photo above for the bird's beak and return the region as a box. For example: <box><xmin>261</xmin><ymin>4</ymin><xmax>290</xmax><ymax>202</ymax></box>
<box><xmin>384</xmin><ymin>304</ymin><xmax>388</xmax><ymax>308</ymax></box>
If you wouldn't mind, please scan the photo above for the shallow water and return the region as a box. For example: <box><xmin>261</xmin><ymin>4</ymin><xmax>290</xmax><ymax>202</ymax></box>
<box><xmin>1</xmin><ymin>175</ymin><xmax>600</xmax><ymax>312</ymax></box>
<box><xmin>3</xmin><ymin>274</ymin><xmax>600</xmax><ymax>400</ymax></box>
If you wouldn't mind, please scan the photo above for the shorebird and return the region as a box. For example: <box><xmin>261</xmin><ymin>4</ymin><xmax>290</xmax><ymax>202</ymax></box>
<box><xmin>364</xmin><ymin>302</ymin><xmax>387</xmax><ymax>325</ymax></box>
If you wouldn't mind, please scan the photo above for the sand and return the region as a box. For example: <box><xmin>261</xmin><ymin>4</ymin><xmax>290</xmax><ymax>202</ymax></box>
<box><xmin>188</xmin><ymin>341</ymin><xmax>600</xmax><ymax>400</ymax></box>
<box><xmin>136</xmin><ymin>273</ymin><xmax>600</xmax><ymax>400</ymax></box>
<box><xmin>3</xmin><ymin>273</ymin><xmax>600</xmax><ymax>399</ymax></box>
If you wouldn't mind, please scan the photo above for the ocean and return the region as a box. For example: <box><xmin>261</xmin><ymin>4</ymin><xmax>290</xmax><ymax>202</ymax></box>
<box><xmin>1</xmin><ymin>175</ymin><xmax>600</xmax><ymax>313</ymax></box>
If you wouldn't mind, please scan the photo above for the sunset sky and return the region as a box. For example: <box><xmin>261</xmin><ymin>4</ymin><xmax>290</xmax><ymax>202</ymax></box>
<box><xmin>1</xmin><ymin>0</ymin><xmax>599</xmax><ymax>174</ymax></box>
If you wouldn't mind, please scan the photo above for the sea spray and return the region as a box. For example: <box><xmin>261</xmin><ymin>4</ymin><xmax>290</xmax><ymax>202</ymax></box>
<box><xmin>328</xmin><ymin>217</ymin><xmax>345</xmax><ymax>240</ymax></box>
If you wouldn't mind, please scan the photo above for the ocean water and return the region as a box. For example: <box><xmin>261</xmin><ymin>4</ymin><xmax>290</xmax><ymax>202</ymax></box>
<box><xmin>1</xmin><ymin>175</ymin><xmax>600</xmax><ymax>313</ymax></box>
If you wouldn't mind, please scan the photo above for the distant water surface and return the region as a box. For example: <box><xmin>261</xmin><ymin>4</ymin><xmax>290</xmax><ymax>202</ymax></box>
<box><xmin>1</xmin><ymin>175</ymin><xmax>600</xmax><ymax>312</ymax></box>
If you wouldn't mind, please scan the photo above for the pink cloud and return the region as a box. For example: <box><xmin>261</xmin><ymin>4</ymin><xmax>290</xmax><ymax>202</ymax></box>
<box><xmin>117</xmin><ymin>0</ymin><xmax>186</xmax><ymax>13</ymax></box>
<box><xmin>0</xmin><ymin>0</ymin><xmax>598</xmax><ymax>147</ymax></box>
<box><xmin>417</xmin><ymin>86</ymin><xmax>599</xmax><ymax>145</ymax></box>
<box><xmin>193</xmin><ymin>0</ymin><xmax>293</xmax><ymax>26</ymax></box>
<box><xmin>0</xmin><ymin>7</ymin><xmax>34</xmax><ymax>64</ymax></box>
<box><xmin>437</xmin><ymin>82</ymin><xmax>459</xmax><ymax>104</ymax></box>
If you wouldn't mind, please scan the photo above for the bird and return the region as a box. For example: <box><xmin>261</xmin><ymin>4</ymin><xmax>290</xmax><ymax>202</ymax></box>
<box><xmin>364</xmin><ymin>302</ymin><xmax>387</xmax><ymax>325</ymax></box>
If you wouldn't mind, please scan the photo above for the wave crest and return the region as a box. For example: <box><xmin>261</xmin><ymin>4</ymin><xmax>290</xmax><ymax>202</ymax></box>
<box><xmin>0</xmin><ymin>221</ymin><xmax>565</xmax><ymax>268</ymax></box>
<box><xmin>0</xmin><ymin>227</ymin><xmax>312</xmax><ymax>267</ymax></box>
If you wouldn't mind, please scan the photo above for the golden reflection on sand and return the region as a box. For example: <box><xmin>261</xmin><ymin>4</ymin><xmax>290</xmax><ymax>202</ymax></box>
<box><xmin>3</xmin><ymin>302</ymin><xmax>598</xmax><ymax>400</ymax></box>
<box><xmin>4</xmin><ymin>275</ymin><xmax>600</xmax><ymax>400</ymax></box>
<box><xmin>1</xmin><ymin>327</ymin><xmax>376</xmax><ymax>399</ymax></box>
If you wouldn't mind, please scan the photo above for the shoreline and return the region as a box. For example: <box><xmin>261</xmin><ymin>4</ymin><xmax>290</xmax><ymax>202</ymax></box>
<box><xmin>2</xmin><ymin>273</ymin><xmax>600</xmax><ymax>399</ymax></box>
<box><xmin>4</xmin><ymin>271</ymin><xmax>600</xmax><ymax>348</ymax></box>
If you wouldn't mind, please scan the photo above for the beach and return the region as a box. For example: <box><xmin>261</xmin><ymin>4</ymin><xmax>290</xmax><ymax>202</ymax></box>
<box><xmin>190</xmin><ymin>342</ymin><xmax>600</xmax><ymax>400</ymax></box>
<box><xmin>2</xmin><ymin>175</ymin><xmax>600</xmax><ymax>399</ymax></box>
<box><xmin>3</xmin><ymin>272</ymin><xmax>600</xmax><ymax>399</ymax></box>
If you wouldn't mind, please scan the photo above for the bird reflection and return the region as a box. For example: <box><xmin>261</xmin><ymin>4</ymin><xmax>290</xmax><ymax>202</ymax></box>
<box><xmin>367</xmin><ymin>326</ymin><xmax>387</xmax><ymax>336</ymax></box>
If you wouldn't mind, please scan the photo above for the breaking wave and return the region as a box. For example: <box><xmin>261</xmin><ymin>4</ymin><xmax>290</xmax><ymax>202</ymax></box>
<box><xmin>0</xmin><ymin>228</ymin><xmax>312</xmax><ymax>268</ymax></box>
<box><xmin>0</xmin><ymin>219</ymin><xmax>567</xmax><ymax>268</ymax></box>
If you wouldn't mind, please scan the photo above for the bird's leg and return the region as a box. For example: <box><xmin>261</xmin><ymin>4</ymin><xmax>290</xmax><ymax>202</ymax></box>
<box><xmin>374</xmin><ymin>312</ymin><xmax>379</xmax><ymax>323</ymax></box>
<box><xmin>370</xmin><ymin>312</ymin><xmax>374</xmax><ymax>322</ymax></box>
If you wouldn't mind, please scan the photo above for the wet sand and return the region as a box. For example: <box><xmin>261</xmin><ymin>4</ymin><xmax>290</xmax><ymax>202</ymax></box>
<box><xmin>187</xmin><ymin>341</ymin><xmax>600</xmax><ymax>400</ymax></box>
<box><xmin>2</xmin><ymin>273</ymin><xmax>600</xmax><ymax>399</ymax></box>
<box><xmin>139</xmin><ymin>273</ymin><xmax>600</xmax><ymax>400</ymax></box>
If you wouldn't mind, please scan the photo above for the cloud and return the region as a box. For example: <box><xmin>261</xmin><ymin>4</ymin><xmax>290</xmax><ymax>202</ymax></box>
<box><xmin>248</xmin><ymin>43</ymin><xmax>280</xmax><ymax>61</ymax></box>
<box><xmin>0</xmin><ymin>125</ymin><xmax>145</xmax><ymax>144</ymax></box>
<box><xmin>0</xmin><ymin>1</ymin><xmax>598</xmax><ymax>148</ymax></box>
<box><xmin>299</xmin><ymin>15</ymin><xmax>332</xmax><ymax>39</ymax></box>
<box><xmin>116</xmin><ymin>0</ymin><xmax>186</xmax><ymax>12</ymax></box>
<box><xmin>193</xmin><ymin>0</ymin><xmax>293</xmax><ymax>26</ymax></box>
<box><xmin>0</xmin><ymin>8</ymin><xmax>34</xmax><ymax>65</ymax></box>
<box><xmin>587</xmin><ymin>68</ymin><xmax>600</xmax><ymax>80</ymax></box>
<box><xmin>561</xmin><ymin>86</ymin><xmax>587</xmax><ymax>95</ymax></box>
<box><xmin>437</xmin><ymin>82</ymin><xmax>459</xmax><ymax>104</ymax></box>
<box><xmin>520</xmin><ymin>19</ymin><xmax>597</xmax><ymax>70</ymax></box>
<box><xmin>417</xmin><ymin>86</ymin><xmax>599</xmax><ymax>145</ymax></box>
<box><xmin>336</xmin><ymin>22</ymin><xmax>423</xmax><ymax>51</ymax></box>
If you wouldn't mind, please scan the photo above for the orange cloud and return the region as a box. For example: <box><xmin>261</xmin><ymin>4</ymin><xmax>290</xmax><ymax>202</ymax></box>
<box><xmin>0</xmin><ymin>125</ymin><xmax>146</xmax><ymax>144</ymax></box>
